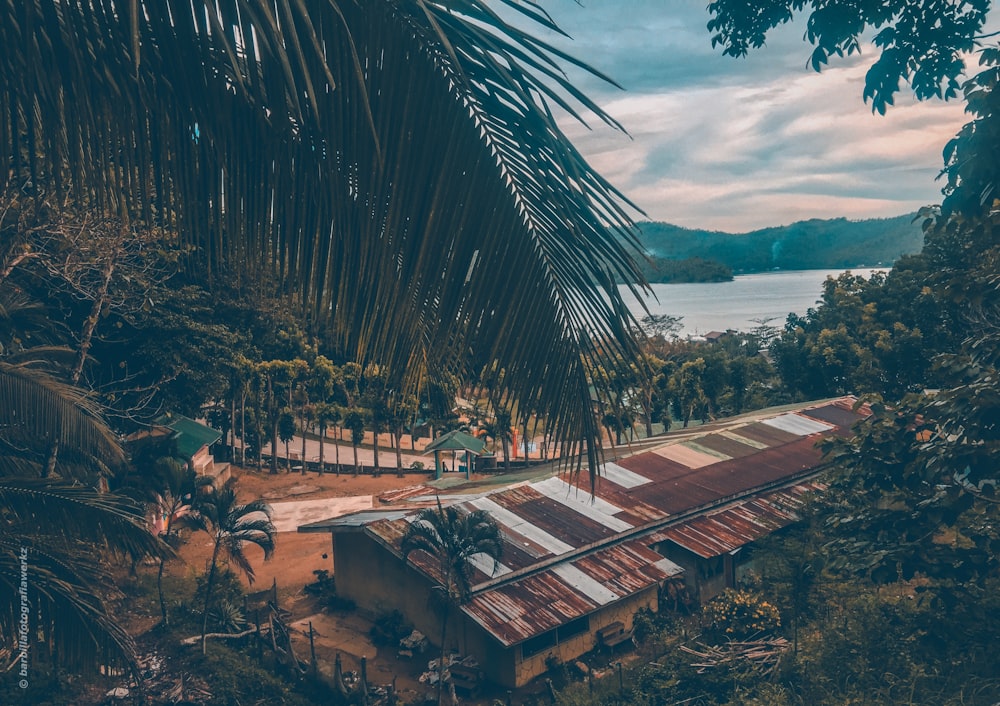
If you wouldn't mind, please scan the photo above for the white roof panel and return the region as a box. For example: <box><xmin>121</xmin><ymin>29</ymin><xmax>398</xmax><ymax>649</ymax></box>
<box><xmin>599</xmin><ymin>461</ymin><xmax>652</xmax><ymax>488</ymax></box>
<box><xmin>551</xmin><ymin>564</ymin><xmax>620</xmax><ymax>605</ymax></box>
<box><xmin>467</xmin><ymin>552</ymin><xmax>511</xmax><ymax>578</ymax></box>
<box><xmin>761</xmin><ymin>413</ymin><xmax>833</xmax><ymax>436</ymax></box>
<box><xmin>468</xmin><ymin>496</ymin><xmax>575</xmax><ymax>556</ymax></box>
<box><xmin>531</xmin><ymin>477</ymin><xmax>634</xmax><ymax>533</ymax></box>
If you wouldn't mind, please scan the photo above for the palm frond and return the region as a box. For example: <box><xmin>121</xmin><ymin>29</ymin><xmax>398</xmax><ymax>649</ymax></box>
<box><xmin>0</xmin><ymin>478</ymin><xmax>167</xmax><ymax>562</ymax></box>
<box><xmin>0</xmin><ymin>361</ymin><xmax>123</xmax><ymax>471</ymax></box>
<box><xmin>0</xmin><ymin>1</ymin><xmax>649</xmax><ymax>482</ymax></box>
<box><xmin>0</xmin><ymin>538</ymin><xmax>138</xmax><ymax>674</ymax></box>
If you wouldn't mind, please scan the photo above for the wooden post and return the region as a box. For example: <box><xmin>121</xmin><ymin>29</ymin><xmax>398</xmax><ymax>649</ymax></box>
<box><xmin>309</xmin><ymin>621</ymin><xmax>317</xmax><ymax>677</ymax></box>
<box><xmin>255</xmin><ymin>610</ymin><xmax>263</xmax><ymax>661</ymax></box>
<box><xmin>360</xmin><ymin>655</ymin><xmax>370</xmax><ymax>706</ymax></box>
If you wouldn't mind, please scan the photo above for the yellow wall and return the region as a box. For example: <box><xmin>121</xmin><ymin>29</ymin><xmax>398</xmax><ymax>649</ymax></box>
<box><xmin>334</xmin><ymin>533</ymin><xmax>660</xmax><ymax>688</ymax></box>
<box><xmin>510</xmin><ymin>586</ymin><xmax>658</xmax><ymax>687</ymax></box>
<box><xmin>334</xmin><ymin>533</ymin><xmax>441</xmax><ymax>637</ymax></box>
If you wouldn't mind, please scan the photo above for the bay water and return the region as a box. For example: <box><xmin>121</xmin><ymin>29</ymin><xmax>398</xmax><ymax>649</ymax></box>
<box><xmin>621</xmin><ymin>268</ymin><xmax>884</xmax><ymax>338</ymax></box>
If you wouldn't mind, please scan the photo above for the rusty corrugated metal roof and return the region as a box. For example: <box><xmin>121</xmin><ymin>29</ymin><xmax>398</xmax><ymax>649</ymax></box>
<box><xmin>306</xmin><ymin>398</ymin><xmax>862</xmax><ymax>648</ymax></box>
<box><xmin>462</xmin><ymin>539</ymin><xmax>683</xmax><ymax>646</ymax></box>
<box><xmin>650</xmin><ymin>481</ymin><xmax>826</xmax><ymax>558</ymax></box>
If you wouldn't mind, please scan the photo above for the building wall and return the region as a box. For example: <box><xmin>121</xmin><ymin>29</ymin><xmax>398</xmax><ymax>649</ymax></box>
<box><xmin>191</xmin><ymin>447</ymin><xmax>215</xmax><ymax>475</ymax></box>
<box><xmin>509</xmin><ymin>585</ymin><xmax>659</xmax><ymax>688</ymax></box>
<box><xmin>334</xmin><ymin>533</ymin><xmax>662</xmax><ymax>689</ymax></box>
<box><xmin>333</xmin><ymin>533</ymin><xmax>441</xmax><ymax>637</ymax></box>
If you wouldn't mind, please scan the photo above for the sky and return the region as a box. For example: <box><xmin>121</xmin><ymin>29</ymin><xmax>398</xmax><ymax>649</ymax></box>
<box><xmin>518</xmin><ymin>1</ymin><xmax>973</xmax><ymax>232</ymax></box>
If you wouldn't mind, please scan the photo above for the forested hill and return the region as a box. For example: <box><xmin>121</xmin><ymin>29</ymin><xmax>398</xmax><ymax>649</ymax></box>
<box><xmin>635</xmin><ymin>214</ymin><xmax>923</xmax><ymax>273</ymax></box>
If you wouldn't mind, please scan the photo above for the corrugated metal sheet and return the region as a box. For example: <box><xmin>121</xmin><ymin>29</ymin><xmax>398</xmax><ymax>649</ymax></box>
<box><xmin>532</xmin><ymin>477</ymin><xmax>635</xmax><ymax>532</ymax></box>
<box><xmin>652</xmin><ymin>482</ymin><xmax>824</xmax><ymax>558</ymax></box>
<box><xmin>694</xmin><ymin>433</ymin><xmax>761</xmax><ymax>458</ymax></box>
<box><xmin>600</xmin><ymin>461</ymin><xmax>652</xmax><ymax>488</ymax></box>
<box><xmin>463</xmin><ymin>540</ymin><xmax>682</xmax><ymax>646</ymax></box>
<box><xmin>718</xmin><ymin>429</ymin><xmax>770</xmax><ymax>450</ymax></box>
<box><xmin>467</xmin><ymin>497</ymin><xmax>575</xmax><ymax>556</ymax></box>
<box><xmin>800</xmin><ymin>401</ymin><xmax>866</xmax><ymax>428</ymax></box>
<box><xmin>652</xmin><ymin>443</ymin><xmax>720</xmax><ymax>468</ymax></box>
<box><xmin>682</xmin><ymin>441</ymin><xmax>733</xmax><ymax>462</ymax></box>
<box><xmin>761</xmin><ymin>413</ymin><xmax>834</xmax><ymax>436</ymax></box>
<box><xmin>551</xmin><ymin>564</ymin><xmax>621</xmax><ymax>605</ymax></box>
<box><xmin>617</xmin><ymin>453</ymin><xmax>691</xmax><ymax>482</ymax></box>
<box><xmin>484</xmin><ymin>485</ymin><xmax>618</xmax><ymax>546</ymax></box>
<box><xmin>468</xmin><ymin>552</ymin><xmax>511</xmax><ymax>578</ymax></box>
<box><xmin>308</xmin><ymin>398</ymin><xmax>861</xmax><ymax>649</ymax></box>
<box><xmin>728</xmin><ymin>422</ymin><xmax>800</xmax><ymax>446</ymax></box>
<box><xmin>463</xmin><ymin>571</ymin><xmax>597</xmax><ymax>645</ymax></box>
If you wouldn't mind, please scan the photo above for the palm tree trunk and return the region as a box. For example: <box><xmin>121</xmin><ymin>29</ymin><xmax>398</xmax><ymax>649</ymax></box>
<box><xmin>437</xmin><ymin>601</ymin><xmax>450</xmax><ymax>706</ymax></box>
<box><xmin>157</xmin><ymin>555</ymin><xmax>168</xmax><ymax>626</ymax></box>
<box><xmin>300</xmin><ymin>414</ymin><xmax>308</xmax><ymax>475</ymax></box>
<box><xmin>394</xmin><ymin>428</ymin><xmax>403</xmax><ymax>476</ymax></box>
<box><xmin>318</xmin><ymin>423</ymin><xmax>326</xmax><ymax>476</ymax></box>
<box><xmin>201</xmin><ymin>542</ymin><xmax>222</xmax><ymax>654</ymax></box>
<box><xmin>230</xmin><ymin>387</ymin><xmax>237</xmax><ymax>463</ymax></box>
<box><xmin>240</xmin><ymin>389</ymin><xmax>247</xmax><ymax>467</ymax></box>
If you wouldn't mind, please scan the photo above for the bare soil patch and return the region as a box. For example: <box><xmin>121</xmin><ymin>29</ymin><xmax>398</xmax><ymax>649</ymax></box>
<box><xmin>169</xmin><ymin>465</ymin><xmax>436</xmax><ymax>700</ymax></box>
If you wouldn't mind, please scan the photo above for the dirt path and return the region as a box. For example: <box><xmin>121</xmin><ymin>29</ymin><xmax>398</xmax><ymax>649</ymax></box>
<box><xmin>171</xmin><ymin>466</ymin><xmax>437</xmax><ymax>699</ymax></box>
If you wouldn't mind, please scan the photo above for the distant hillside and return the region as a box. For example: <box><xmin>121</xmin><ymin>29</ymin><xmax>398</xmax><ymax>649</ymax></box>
<box><xmin>633</xmin><ymin>214</ymin><xmax>923</xmax><ymax>274</ymax></box>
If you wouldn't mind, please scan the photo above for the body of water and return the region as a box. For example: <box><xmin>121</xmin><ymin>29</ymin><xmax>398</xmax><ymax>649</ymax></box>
<box><xmin>622</xmin><ymin>268</ymin><xmax>884</xmax><ymax>338</ymax></box>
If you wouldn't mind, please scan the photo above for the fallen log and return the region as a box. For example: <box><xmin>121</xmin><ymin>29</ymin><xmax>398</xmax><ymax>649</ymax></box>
<box><xmin>180</xmin><ymin>628</ymin><xmax>256</xmax><ymax>645</ymax></box>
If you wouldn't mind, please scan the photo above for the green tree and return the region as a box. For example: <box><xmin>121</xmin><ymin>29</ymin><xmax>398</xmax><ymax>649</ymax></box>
<box><xmin>190</xmin><ymin>478</ymin><xmax>275</xmax><ymax>654</ymax></box>
<box><xmin>669</xmin><ymin>358</ymin><xmax>708</xmax><ymax>428</ymax></box>
<box><xmin>344</xmin><ymin>410</ymin><xmax>367</xmax><ymax>473</ymax></box>
<box><xmin>313</xmin><ymin>402</ymin><xmax>341</xmax><ymax>476</ymax></box>
<box><xmin>277</xmin><ymin>409</ymin><xmax>297</xmax><ymax>471</ymax></box>
<box><xmin>401</xmin><ymin>499</ymin><xmax>502</xmax><ymax>706</ymax></box>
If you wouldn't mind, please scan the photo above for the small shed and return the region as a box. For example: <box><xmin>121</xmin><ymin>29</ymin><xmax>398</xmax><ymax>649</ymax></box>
<box><xmin>423</xmin><ymin>429</ymin><xmax>485</xmax><ymax>479</ymax></box>
<box><xmin>154</xmin><ymin>414</ymin><xmax>228</xmax><ymax>481</ymax></box>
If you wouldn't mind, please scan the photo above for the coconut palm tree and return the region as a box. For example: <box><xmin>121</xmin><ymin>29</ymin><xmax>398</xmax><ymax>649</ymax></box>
<box><xmin>0</xmin><ymin>1</ymin><xmax>648</xmax><ymax>485</ymax></box>
<box><xmin>0</xmin><ymin>360</ymin><xmax>165</xmax><ymax>675</ymax></box>
<box><xmin>402</xmin><ymin>498</ymin><xmax>502</xmax><ymax>706</ymax></box>
<box><xmin>189</xmin><ymin>478</ymin><xmax>276</xmax><ymax>654</ymax></box>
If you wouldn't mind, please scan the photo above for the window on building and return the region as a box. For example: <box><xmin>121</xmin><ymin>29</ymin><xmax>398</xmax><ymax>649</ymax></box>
<box><xmin>558</xmin><ymin>615</ymin><xmax>589</xmax><ymax>641</ymax></box>
<box><xmin>520</xmin><ymin>630</ymin><xmax>557</xmax><ymax>658</ymax></box>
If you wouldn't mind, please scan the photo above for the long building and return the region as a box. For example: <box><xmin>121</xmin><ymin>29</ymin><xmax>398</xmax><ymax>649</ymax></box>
<box><xmin>299</xmin><ymin>397</ymin><xmax>867</xmax><ymax>688</ymax></box>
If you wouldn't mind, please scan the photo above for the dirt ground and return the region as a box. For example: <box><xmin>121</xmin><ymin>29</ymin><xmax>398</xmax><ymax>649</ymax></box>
<box><xmin>171</xmin><ymin>465</ymin><xmax>458</xmax><ymax>702</ymax></box>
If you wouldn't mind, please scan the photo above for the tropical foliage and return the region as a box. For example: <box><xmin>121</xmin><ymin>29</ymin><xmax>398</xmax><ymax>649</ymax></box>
<box><xmin>0</xmin><ymin>0</ymin><xmax>652</xmax><ymax>482</ymax></box>
<box><xmin>187</xmin><ymin>478</ymin><xmax>275</xmax><ymax>654</ymax></box>
<box><xmin>0</xmin><ymin>358</ymin><xmax>165</xmax><ymax>676</ymax></box>
<box><xmin>401</xmin><ymin>498</ymin><xmax>502</xmax><ymax>706</ymax></box>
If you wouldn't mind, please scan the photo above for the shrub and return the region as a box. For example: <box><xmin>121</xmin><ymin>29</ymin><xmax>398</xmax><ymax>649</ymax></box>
<box><xmin>370</xmin><ymin>610</ymin><xmax>412</xmax><ymax>646</ymax></box>
<box><xmin>703</xmin><ymin>588</ymin><xmax>780</xmax><ymax>640</ymax></box>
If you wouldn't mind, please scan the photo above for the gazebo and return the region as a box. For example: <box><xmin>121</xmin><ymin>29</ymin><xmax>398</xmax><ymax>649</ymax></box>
<box><xmin>423</xmin><ymin>429</ymin><xmax>486</xmax><ymax>479</ymax></box>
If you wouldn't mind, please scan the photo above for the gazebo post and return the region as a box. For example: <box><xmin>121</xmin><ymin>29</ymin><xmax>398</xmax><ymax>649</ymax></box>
<box><xmin>434</xmin><ymin>450</ymin><xmax>442</xmax><ymax>480</ymax></box>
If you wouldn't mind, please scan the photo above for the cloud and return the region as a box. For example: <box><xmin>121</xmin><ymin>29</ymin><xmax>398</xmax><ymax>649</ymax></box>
<box><xmin>523</xmin><ymin>1</ymin><xmax>972</xmax><ymax>230</ymax></box>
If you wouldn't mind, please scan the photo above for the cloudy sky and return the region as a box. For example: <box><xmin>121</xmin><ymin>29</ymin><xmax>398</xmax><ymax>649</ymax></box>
<box><xmin>520</xmin><ymin>1</ymin><xmax>972</xmax><ymax>232</ymax></box>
